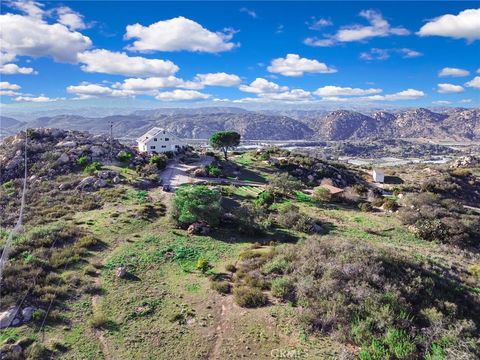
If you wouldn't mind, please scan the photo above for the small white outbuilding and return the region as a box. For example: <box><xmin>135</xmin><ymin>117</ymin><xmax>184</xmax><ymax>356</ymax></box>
<box><xmin>136</xmin><ymin>127</ymin><xmax>183</xmax><ymax>154</ymax></box>
<box><xmin>372</xmin><ymin>169</ymin><xmax>385</xmax><ymax>183</ymax></box>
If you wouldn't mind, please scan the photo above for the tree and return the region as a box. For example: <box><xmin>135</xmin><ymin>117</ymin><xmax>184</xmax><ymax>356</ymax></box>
<box><xmin>209</xmin><ymin>131</ymin><xmax>241</xmax><ymax>160</ymax></box>
<box><xmin>171</xmin><ymin>185</ymin><xmax>222</xmax><ymax>226</ymax></box>
<box><xmin>267</xmin><ymin>173</ymin><xmax>303</xmax><ymax>199</ymax></box>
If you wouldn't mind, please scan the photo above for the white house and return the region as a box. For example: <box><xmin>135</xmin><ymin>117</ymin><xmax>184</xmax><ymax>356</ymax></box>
<box><xmin>372</xmin><ymin>169</ymin><xmax>385</xmax><ymax>183</ymax></box>
<box><xmin>136</xmin><ymin>127</ymin><xmax>183</xmax><ymax>154</ymax></box>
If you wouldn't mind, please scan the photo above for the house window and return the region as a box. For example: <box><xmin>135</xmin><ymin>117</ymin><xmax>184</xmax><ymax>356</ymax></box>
<box><xmin>154</xmin><ymin>138</ymin><xmax>157</xmax><ymax>141</ymax></box>
<box><xmin>161</xmin><ymin>145</ymin><xmax>166</xmax><ymax>148</ymax></box>
<box><xmin>150</xmin><ymin>146</ymin><xmax>156</xmax><ymax>150</ymax></box>
<box><xmin>165</xmin><ymin>138</ymin><xmax>169</xmax><ymax>141</ymax></box>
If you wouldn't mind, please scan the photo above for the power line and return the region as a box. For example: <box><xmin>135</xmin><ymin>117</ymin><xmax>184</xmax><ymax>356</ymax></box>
<box><xmin>0</xmin><ymin>129</ymin><xmax>29</xmax><ymax>292</ymax></box>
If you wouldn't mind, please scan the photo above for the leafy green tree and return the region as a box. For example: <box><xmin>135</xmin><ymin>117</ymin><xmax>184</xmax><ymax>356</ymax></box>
<box><xmin>267</xmin><ymin>173</ymin><xmax>302</xmax><ymax>199</ymax></box>
<box><xmin>171</xmin><ymin>185</ymin><xmax>222</xmax><ymax>226</ymax></box>
<box><xmin>209</xmin><ymin>131</ymin><xmax>241</xmax><ymax>160</ymax></box>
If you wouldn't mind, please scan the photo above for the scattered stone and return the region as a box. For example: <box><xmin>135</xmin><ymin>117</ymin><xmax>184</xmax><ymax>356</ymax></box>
<box><xmin>0</xmin><ymin>307</ymin><xmax>17</xmax><ymax>329</ymax></box>
<box><xmin>187</xmin><ymin>222</ymin><xmax>211</xmax><ymax>235</ymax></box>
<box><xmin>56</xmin><ymin>140</ymin><xmax>77</xmax><ymax>148</ymax></box>
<box><xmin>21</xmin><ymin>306</ymin><xmax>35</xmax><ymax>323</ymax></box>
<box><xmin>57</xmin><ymin>153</ymin><xmax>69</xmax><ymax>164</ymax></box>
<box><xmin>77</xmin><ymin>176</ymin><xmax>96</xmax><ymax>190</ymax></box>
<box><xmin>93</xmin><ymin>179</ymin><xmax>108</xmax><ymax>188</ymax></box>
<box><xmin>116</xmin><ymin>266</ymin><xmax>127</xmax><ymax>278</ymax></box>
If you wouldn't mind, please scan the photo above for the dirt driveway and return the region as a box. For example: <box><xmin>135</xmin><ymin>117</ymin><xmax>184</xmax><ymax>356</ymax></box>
<box><xmin>160</xmin><ymin>155</ymin><xmax>214</xmax><ymax>188</ymax></box>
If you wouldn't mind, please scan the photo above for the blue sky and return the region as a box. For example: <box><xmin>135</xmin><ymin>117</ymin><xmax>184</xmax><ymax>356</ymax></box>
<box><xmin>0</xmin><ymin>0</ymin><xmax>479</xmax><ymax>110</ymax></box>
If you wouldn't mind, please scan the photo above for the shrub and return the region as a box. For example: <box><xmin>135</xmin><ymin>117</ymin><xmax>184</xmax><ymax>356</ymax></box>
<box><xmin>234</xmin><ymin>202</ymin><xmax>271</xmax><ymax>235</ymax></box>
<box><xmin>117</xmin><ymin>151</ymin><xmax>133</xmax><ymax>162</ymax></box>
<box><xmin>262</xmin><ymin>236</ymin><xmax>480</xmax><ymax>358</ymax></box>
<box><xmin>225</xmin><ymin>264</ymin><xmax>237</xmax><ymax>273</ymax></box>
<box><xmin>171</xmin><ymin>185</ymin><xmax>222</xmax><ymax>226</ymax></box>
<box><xmin>358</xmin><ymin>202</ymin><xmax>373</xmax><ymax>212</ymax></box>
<box><xmin>312</xmin><ymin>187</ymin><xmax>331</xmax><ymax>202</ymax></box>
<box><xmin>149</xmin><ymin>154</ymin><xmax>168</xmax><ymax>170</ymax></box>
<box><xmin>196</xmin><ymin>257</ymin><xmax>211</xmax><ymax>273</ymax></box>
<box><xmin>276</xmin><ymin>204</ymin><xmax>313</xmax><ymax>233</ymax></box>
<box><xmin>372</xmin><ymin>197</ymin><xmax>385</xmax><ymax>207</ymax></box>
<box><xmin>382</xmin><ymin>198</ymin><xmax>398</xmax><ymax>211</ymax></box>
<box><xmin>450</xmin><ymin>168</ymin><xmax>471</xmax><ymax>178</ymax></box>
<box><xmin>89</xmin><ymin>312</ymin><xmax>108</xmax><ymax>329</ymax></box>
<box><xmin>25</xmin><ymin>343</ymin><xmax>49</xmax><ymax>359</ymax></box>
<box><xmin>76</xmin><ymin>155</ymin><xmax>89</xmax><ymax>166</ymax></box>
<box><xmin>352</xmin><ymin>184</ymin><xmax>368</xmax><ymax>195</ymax></box>
<box><xmin>206</xmin><ymin>165</ymin><xmax>222</xmax><ymax>177</ymax></box>
<box><xmin>83</xmin><ymin>161</ymin><xmax>102</xmax><ymax>175</ymax></box>
<box><xmin>75</xmin><ymin>235</ymin><xmax>99</xmax><ymax>250</ymax></box>
<box><xmin>254</xmin><ymin>191</ymin><xmax>274</xmax><ymax>207</ymax></box>
<box><xmin>267</xmin><ymin>173</ymin><xmax>303</xmax><ymax>198</ymax></box>
<box><xmin>468</xmin><ymin>264</ymin><xmax>480</xmax><ymax>281</ymax></box>
<box><xmin>211</xmin><ymin>280</ymin><xmax>231</xmax><ymax>294</ymax></box>
<box><xmin>233</xmin><ymin>286</ymin><xmax>268</xmax><ymax>308</ymax></box>
<box><xmin>271</xmin><ymin>277</ymin><xmax>295</xmax><ymax>301</ymax></box>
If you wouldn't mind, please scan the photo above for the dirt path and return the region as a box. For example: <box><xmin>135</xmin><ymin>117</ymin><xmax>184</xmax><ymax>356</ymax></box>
<box><xmin>209</xmin><ymin>295</ymin><xmax>236</xmax><ymax>360</ymax></box>
<box><xmin>91</xmin><ymin>277</ymin><xmax>113</xmax><ymax>360</ymax></box>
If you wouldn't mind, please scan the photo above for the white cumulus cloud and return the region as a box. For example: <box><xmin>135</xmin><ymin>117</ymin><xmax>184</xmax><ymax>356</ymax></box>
<box><xmin>0</xmin><ymin>13</ymin><xmax>92</xmax><ymax>63</ymax></box>
<box><xmin>465</xmin><ymin>76</ymin><xmax>480</xmax><ymax>89</ymax></box>
<box><xmin>267</xmin><ymin>54</ymin><xmax>336</xmax><ymax>77</ymax></box>
<box><xmin>116</xmin><ymin>76</ymin><xmax>202</xmax><ymax>92</ymax></box>
<box><xmin>194</xmin><ymin>73</ymin><xmax>241</xmax><ymax>87</ymax></box>
<box><xmin>259</xmin><ymin>89</ymin><xmax>312</xmax><ymax>101</ymax></box>
<box><xmin>438</xmin><ymin>67</ymin><xmax>470</xmax><ymax>77</ymax></box>
<box><xmin>437</xmin><ymin>83</ymin><xmax>464</xmax><ymax>93</ymax></box>
<box><xmin>314</xmin><ymin>86</ymin><xmax>382</xmax><ymax>97</ymax></box>
<box><xmin>0</xmin><ymin>81</ymin><xmax>21</xmax><ymax>90</ymax></box>
<box><xmin>365</xmin><ymin>89</ymin><xmax>425</xmax><ymax>101</ymax></box>
<box><xmin>56</xmin><ymin>6</ymin><xmax>89</xmax><ymax>30</ymax></box>
<box><xmin>0</xmin><ymin>63</ymin><xmax>35</xmax><ymax>75</ymax></box>
<box><xmin>14</xmin><ymin>95</ymin><xmax>61</xmax><ymax>102</ymax></box>
<box><xmin>305</xmin><ymin>10</ymin><xmax>409</xmax><ymax>47</ymax></box>
<box><xmin>417</xmin><ymin>9</ymin><xmax>480</xmax><ymax>42</ymax></box>
<box><xmin>77</xmin><ymin>49</ymin><xmax>179</xmax><ymax>77</ymax></box>
<box><xmin>239</xmin><ymin>78</ymin><xmax>289</xmax><ymax>94</ymax></box>
<box><xmin>125</xmin><ymin>16</ymin><xmax>237</xmax><ymax>53</ymax></box>
<box><xmin>155</xmin><ymin>89</ymin><xmax>210</xmax><ymax>101</ymax></box>
<box><xmin>66</xmin><ymin>83</ymin><xmax>127</xmax><ymax>99</ymax></box>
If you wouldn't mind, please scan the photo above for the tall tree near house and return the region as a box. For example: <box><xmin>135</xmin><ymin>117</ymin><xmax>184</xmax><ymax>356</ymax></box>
<box><xmin>209</xmin><ymin>131</ymin><xmax>241</xmax><ymax>160</ymax></box>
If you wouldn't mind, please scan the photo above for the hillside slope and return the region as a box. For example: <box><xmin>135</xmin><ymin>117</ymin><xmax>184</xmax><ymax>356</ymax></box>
<box><xmin>3</xmin><ymin>107</ymin><xmax>479</xmax><ymax>141</ymax></box>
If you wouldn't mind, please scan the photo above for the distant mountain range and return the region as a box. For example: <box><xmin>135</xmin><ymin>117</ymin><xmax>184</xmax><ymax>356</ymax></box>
<box><xmin>1</xmin><ymin>107</ymin><xmax>478</xmax><ymax>141</ymax></box>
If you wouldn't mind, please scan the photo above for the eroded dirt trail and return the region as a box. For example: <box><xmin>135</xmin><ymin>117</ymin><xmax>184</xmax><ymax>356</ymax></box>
<box><xmin>91</xmin><ymin>277</ymin><xmax>113</xmax><ymax>360</ymax></box>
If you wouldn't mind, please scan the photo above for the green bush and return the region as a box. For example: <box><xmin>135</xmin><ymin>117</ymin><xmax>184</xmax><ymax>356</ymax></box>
<box><xmin>211</xmin><ymin>280</ymin><xmax>231</xmax><ymax>294</ymax></box>
<box><xmin>171</xmin><ymin>185</ymin><xmax>222</xmax><ymax>226</ymax></box>
<box><xmin>196</xmin><ymin>257</ymin><xmax>211</xmax><ymax>273</ymax></box>
<box><xmin>267</xmin><ymin>173</ymin><xmax>303</xmax><ymax>198</ymax></box>
<box><xmin>271</xmin><ymin>277</ymin><xmax>295</xmax><ymax>301</ymax></box>
<box><xmin>149</xmin><ymin>154</ymin><xmax>168</xmax><ymax>170</ymax></box>
<box><xmin>254</xmin><ymin>191</ymin><xmax>274</xmax><ymax>207</ymax></box>
<box><xmin>312</xmin><ymin>187</ymin><xmax>331</xmax><ymax>202</ymax></box>
<box><xmin>83</xmin><ymin>161</ymin><xmax>102</xmax><ymax>175</ymax></box>
<box><xmin>206</xmin><ymin>165</ymin><xmax>222</xmax><ymax>177</ymax></box>
<box><xmin>117</xmin><ymin>151</ymin><xmax>133</xmax><ymax>162</ymax></box>
<box><xmin>89</xmin><ymin>312</ymin><xmax>108</xmax><ymax>329</ymax></box>
<box><xmin>233</xmin><ymin>286</ymin><xmax>268</xmax><ymax>308</ymax></box>
<box><xmin>77</xmin><ymin>155</ymin><xmax>89</xmax><ymax>166</ymax></box>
